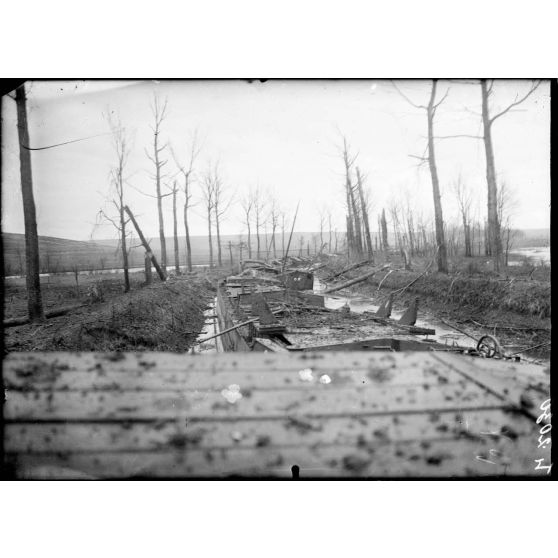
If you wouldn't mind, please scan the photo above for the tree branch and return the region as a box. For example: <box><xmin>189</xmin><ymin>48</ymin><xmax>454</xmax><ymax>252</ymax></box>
<box><xmin>391</xmin><ymin>80</ymin><xmax>427</xmax><ymax>109</ymax></box>
<box><xmin>434</xmin><ymin>134</ymin><xmax>483</xmax><ymax>140</ymax></box>
<box><xmin>490</xmin><ymin>80</ymin><xmax>542</xmax><ymax>123</ymax></box>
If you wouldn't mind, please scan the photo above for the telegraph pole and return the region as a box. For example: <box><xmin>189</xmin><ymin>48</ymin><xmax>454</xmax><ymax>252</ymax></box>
<box><xmin>15</xmin><ymin>83</ymin><xmax>44</xmax><ymax>321</ymax></box>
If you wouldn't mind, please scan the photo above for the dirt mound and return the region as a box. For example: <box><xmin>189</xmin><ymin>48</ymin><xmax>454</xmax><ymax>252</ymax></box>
<box><xmin>364</xmin><ymin>270</ymin><xmax>550</xmax><ymax>319</ymax></box>
<box><xmin>4</xmin><ymin>276</ymin><xmax>214</xmax><ymax>353</ymax></box>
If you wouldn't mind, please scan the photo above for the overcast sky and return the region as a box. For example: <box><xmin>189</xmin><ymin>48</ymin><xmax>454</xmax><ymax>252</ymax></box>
<box><xmin>1</xmin><ymin>79</ymin><xmax>550</xmax><ymax>242</ymax></box>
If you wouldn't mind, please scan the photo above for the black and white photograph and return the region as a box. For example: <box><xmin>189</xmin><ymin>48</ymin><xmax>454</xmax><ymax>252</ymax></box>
<box><xmin>1</xmin><ymin>78</ymin><xmax>551</xmax><ymax>479</ymax></box>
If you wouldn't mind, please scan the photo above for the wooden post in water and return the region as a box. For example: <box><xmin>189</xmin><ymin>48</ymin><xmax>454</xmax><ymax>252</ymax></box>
<box><xmin>229</xmin><ymin>241</ymin><xmax>234</xmax><ymax>273</ymax></box>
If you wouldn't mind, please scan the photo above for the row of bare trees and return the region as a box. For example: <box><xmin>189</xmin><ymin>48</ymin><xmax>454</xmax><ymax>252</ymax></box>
<box><xmin>340</xmin><ymin>137</ymin><xmax>375</xmax><ymax>263</ymax></box>
<box><xmin>366</xmin><ymin>173</ymin><xmax>521</xmax><ymax>268</ymax></box>
<box><xmin>390</xmin><ymin>78</ymin><xmax>541</xmax><ymax>274</ymax></box>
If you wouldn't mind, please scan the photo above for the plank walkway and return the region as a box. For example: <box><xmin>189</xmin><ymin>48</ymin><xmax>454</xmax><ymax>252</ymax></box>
<box><xmin>2</xmin><ymin>351</ymin><xmax>551</xmax><ymax>478</ymax></box>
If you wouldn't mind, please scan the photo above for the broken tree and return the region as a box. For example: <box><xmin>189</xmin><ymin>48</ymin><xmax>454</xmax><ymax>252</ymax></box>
<box><xmin>124</xmin><ymin>205</ymin><xmax>166</xmax><ymax>281</ymax></box>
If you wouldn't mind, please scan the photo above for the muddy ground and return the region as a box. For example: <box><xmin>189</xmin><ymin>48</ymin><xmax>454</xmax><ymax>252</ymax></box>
<box><xmin>317</xmin><ymin>254</ymin><xmax>551</xmax><ymax>361</ymax></box>
<box><xmin>3</xmin><ymin>270</ymin><xmax>218</xmax><ymax>353</ymax></box>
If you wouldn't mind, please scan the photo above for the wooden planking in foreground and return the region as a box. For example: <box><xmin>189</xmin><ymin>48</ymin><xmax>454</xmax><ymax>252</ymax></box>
<box><xmin>3</xmin><ymin>351</ymin><xmax>551</xmax><ymax>478</ymax></box>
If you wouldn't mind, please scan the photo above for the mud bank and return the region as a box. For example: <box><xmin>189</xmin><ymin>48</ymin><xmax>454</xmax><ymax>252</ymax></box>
<box><xmin>4</xmin><ymin>275</ymin><xmax>215</xmax><ymax>353</ymax></box>
<box><xmin>317</xmin><ymin>261</ymin><xmax>551</xmax><ymax>360</ymax></box>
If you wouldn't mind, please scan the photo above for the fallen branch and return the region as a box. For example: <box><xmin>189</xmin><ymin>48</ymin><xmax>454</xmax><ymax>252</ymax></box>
<box><xmin>325</xmin><ymin>259</ymin><xmax>373</xmax><ymax>281</ymax></box>
<box><xmin>469</xmin><ymin>319</ymin><xmax>550</xmax><ymax>332</ymax></box>
<box><xmin>376</xmin><ymin>269</ymin><xmax>394</xmax><ymax>291</ymax></box>
<box><xmin>390</xmin><ymin>247</ymin><xmax>439</xmax><ymax>297</ymax></box>
<box><xmin>324</xmin><ymin>266</ymin><xmax>388</xmax><ymax>294</ymax></box>
<box><xmin>194</xmin><ymin>318</ymin><xmax>258</xmax><ymax>345</ymax></box>
<box><xmin>3</xmin><ymin>304</ymin><xmax>86</xmax><ymax>328</ymax></box>
<box><xmin>508</xmin><ymin>341</ymin><xmax>552</xmax><ymax>356</ymax></box>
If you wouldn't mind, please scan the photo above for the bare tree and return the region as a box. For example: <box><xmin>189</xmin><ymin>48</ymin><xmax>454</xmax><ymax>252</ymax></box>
<box><xmin>212</xmin><ymin>164</ymin><xmax>233</xmax><ymax>267</ymax></box>
<box><xmin>253</xmin><ymin>186</ymin><xmax>267</xmax><ymax>260</ymax></box>
<box><xmin>145</xmin><ymin>93</ymin><xmax>169</xmax><ymax>271</ymax></box>
<box><xmin>435</xmin><ymin>80</ymin><xmax>542</xmax><ymax>270</ymax></box>
<box><xmin>452</xmin><ymin>173</ymin><xmax>473</xmax><ymax>257</ymax></box>
<box><xmin>172</xmin><ymin>130</ymin><xmax>201</xmax><ymax>273</ymax></box>
<box><xmin>280</xmin><ymin>210</ymin><xmax>288</xmax><ymax>259</ymax></box>
<box><xmin>240</xmin><ymin>192</ymin><xmax>254</xmax><ymax>259</ymax></box>
<box><xmin>327</xmin><ymin>208</ymin><xmax>333</xmax><ymax>254</ymax></box>
<box><xmin>201</xmin><ymin>167</ymin><xmax>216</xmax><ymax>268</ymax></box>
<box><xmin>267</xmin><ymin>193</ymin><xmax>281</xmax><ymax>259</ymax></box>
<box><xmin>387</xmin><ymin>199</ymin><xmax>403</xmax><ymax>252</ymax></box>
<box><xmin>497</xmin><ymin>180</ymin><xmax>519</xmax><ymax>266</ymax></box>
<box><xmin>356</xmin><ymin>167</ymin><xmax>374</xmax><ymax>261</ymax></box>
<box><xmin>392</xmin><ymin>79</ymin><xmax>449</xmax><ymax>272</ymax></box>
<box><xmin>380</xmin><ymin>209</ymin><xmax>389</xmax><ymax>251</ymax></box>
<box><xmin>480</xmin><ymin>80</ymin><xmax>541</xmax><ymax>272</ymax></box>
<box><xmin>340</xmin><ymin>136</ymin><xmax>363</xmax><ymax>258</ymax></box>
<box><xmin>99</xmin><ymin>112</ymin><xmax>132</xmax><ymax>291</ymax></box>
<box><xmin>168</xmin><ymin>180</ymin><xmax>180</xmax><ymax>273</ymax></box>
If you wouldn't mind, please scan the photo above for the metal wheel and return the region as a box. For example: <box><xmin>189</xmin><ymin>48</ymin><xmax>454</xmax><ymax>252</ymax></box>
<box><xmin>476</xmin><ymin>334</ymin><xmax>503</xmax><ymax>358</ymax></box>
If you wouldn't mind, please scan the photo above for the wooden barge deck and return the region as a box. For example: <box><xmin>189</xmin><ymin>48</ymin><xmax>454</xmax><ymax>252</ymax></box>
<box><xmin>2</xmin><ymin>350</ymin><xmax>551</xmax><ymax>478</ymax></box>
<box><xmin>216</xmin><ymin>279</ymin><xmax>467</xmax><ymax>354</ymax></box>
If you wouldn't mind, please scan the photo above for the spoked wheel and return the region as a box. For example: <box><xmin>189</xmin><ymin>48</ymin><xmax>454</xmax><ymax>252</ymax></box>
<box><xmin>476</xmin><ymin>334</ymin><xmax>504</xmax><ymax>358</ymax></box>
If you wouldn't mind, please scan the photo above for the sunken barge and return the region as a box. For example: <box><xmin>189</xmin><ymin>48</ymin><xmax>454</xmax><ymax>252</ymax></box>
<box><xmin>216</xmin><ymin>260</ymin><xmax>477</xmax><ymax>356</ymax></box>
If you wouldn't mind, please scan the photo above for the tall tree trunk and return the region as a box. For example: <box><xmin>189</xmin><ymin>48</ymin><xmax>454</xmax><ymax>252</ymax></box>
<box><xmin>119</xmin><ymin>204</ymin><xmax>130</xmax><ymax>292</ymax></box>
<box><xmin>184</xmin><ymin>201</ymin><xmax>192</xmax><ymax>272</ymax></box>
<box><xmin>215</xmin><ymin>206</ymin><xmax>222</xmax><ymax>267</ymax></box>
<box><xmin>480</xmin><ymin>80</ymin><xmax>504</xmax><ymax>273</ymax></box>
<box><xmin>153</xmin><ymin>134</ymin><xmax>167</xmax><ymax>271</ymax></box>
<box><xmin>462</xmin><ymin>217</ymin><xmax>472</xmax><ymax>257</ymax></box>
<box><xmin>356</xmin><ymin>167</ymin><xmax>374</xmax><ymax>261</ymax></box>
<box><xmin>172</xmin><ymin>184</ymin><xmax>179</xmax><ymax>273</ymax></box>
<box><xmin>207</xmin><ymin>207</ymin><xmax>214</xmax><ymax>268</ymax></box>
<box><xmin>427</xmin><ymin>81</ymin><xmax>448</xmax><ymax>273</ymax></box>
<box><xmin>381</xmin><ymin>209</ymin><xmax>389</xmax><ymax>250</ymax></box>
<box><xmin>349</xmin><ymin>185</ymin><xmax>363</xmax><ymax>256</ymax></box>
<box><xmin>271</xmin><ymin>224</ymin><xmax>277</xmax><ymax>258</ymax></box>
<box><xmin>256</xmin><ymin>215</ymin><xmax>261</xmax><ymax>259</ymax></box>
<box><xmin>15</xmin><ymin>84</ymin><xmax>44</xmax><ymax>321</ymax></box>
<box><xmin>281</xmin><ymin>216</ymin><xmax>286</xmax><ymax>258</ymax></box>
<box><xmin>247</xmin><ymin>222</ymin><xmax>252</xmax><ymax>259</ymax></box>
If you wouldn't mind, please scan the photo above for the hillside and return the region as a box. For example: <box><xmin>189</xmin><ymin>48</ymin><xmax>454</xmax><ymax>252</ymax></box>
<box><xmin>2</xmin><ymin>233</ymin><xmax>119</xmax><ymax>275</ymax></box>
<box><xmin>2</xmin><ymin>227</ymin><xmax>549</xmax><ymax>276</ymax></box>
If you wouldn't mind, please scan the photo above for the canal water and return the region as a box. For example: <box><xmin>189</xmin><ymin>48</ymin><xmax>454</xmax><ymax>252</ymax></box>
<box><xmin>192</xmin><ymin>298</ymin><xmax>222</xmax><ymax>354</ymax></box>
<box><xmin>509</xmin><ymin>246</ymin><xmax>550</xmax><ymax>266</ymax></box>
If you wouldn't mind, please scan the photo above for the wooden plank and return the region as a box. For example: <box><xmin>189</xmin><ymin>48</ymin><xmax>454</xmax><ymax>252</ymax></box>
<box><xmin>4</xmin><ymin>361</ymin><xmax>467</xmax><ymax>391</ymax></box>
<box><xmin>5</xmin><ymin>382</ymin><xmax>503</xmax><ymax>421</ymax></box>
<box><xmin>5</xmin><ymin>435</ymin><xmax>547</xmax><ymax>479</ymax></box>
<box><xmin>4</xmin><ymin>350</ymin><xmax>471</xmax><ymax>378</ymax></box>
<box><xmin>432</xmin><ymin>353</ymin><xmax>551</xmax><ymax>422</ymax></box>
<box><xmin>4</xmin><ymin>409</ymin><xmax>536</xmax><ymax>453</ymax></box>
